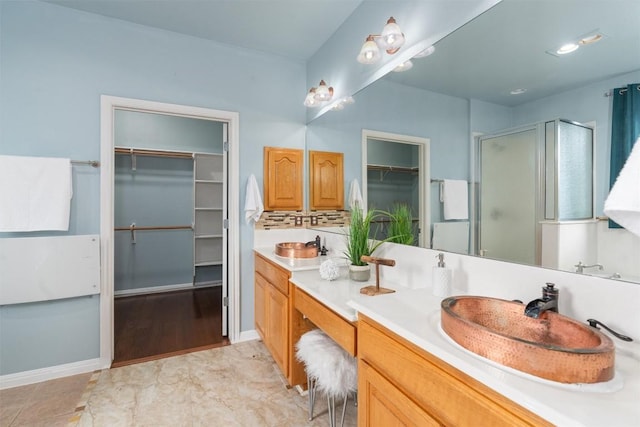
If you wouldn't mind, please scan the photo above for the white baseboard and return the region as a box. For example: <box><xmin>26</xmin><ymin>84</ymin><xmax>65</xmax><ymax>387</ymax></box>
<box><xmin>114</xmin><ymin>282</ymin><xmax>193</xmax><ymax>297</ymax></box>
<box><xmin>0</xmin><ymin>358</ymin><xmax>101</xmax><ymax>390</ymax></box>
<box><xmin>235</xmin><ymin>329</ymin><xmax>260</xmax><ymax>343</ymax></box>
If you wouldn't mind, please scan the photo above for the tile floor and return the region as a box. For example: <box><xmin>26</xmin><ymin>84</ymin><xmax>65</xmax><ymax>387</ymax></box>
<box><xmin>1</xmin><ymin>371</ymin><xmax>94</xmax><ymax>427</ymax></box>
<box><xmin>1</xmin><ymin>340</ymin><xmax>357</xmax><ymax>427</ymax></box>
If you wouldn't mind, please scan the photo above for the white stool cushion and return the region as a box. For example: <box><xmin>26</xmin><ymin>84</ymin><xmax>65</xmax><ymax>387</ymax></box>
<box><xmin>296</xmin><ymin>329</ymin><xmax>357</xmax><ymax>398</ymax></box>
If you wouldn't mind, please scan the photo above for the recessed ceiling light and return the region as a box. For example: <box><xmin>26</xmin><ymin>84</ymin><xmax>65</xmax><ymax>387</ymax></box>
<box><xmin>580</xmin><ymin>33</ymin><xmax>603</xmax><ymax>45</ymax></box>
<box><xmin>510</xmin><ymin>88</ymin><xmax>527</xmax><ymax>95</ymax></box>
<box><xmin>556</xmin><ymin>43</ymin><xmax>579</xmax><ymax>55</ymax></box>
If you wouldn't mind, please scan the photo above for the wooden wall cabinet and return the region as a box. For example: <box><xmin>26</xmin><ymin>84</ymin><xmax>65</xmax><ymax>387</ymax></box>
<box><xmin>263</xmin><ymin>147</ymin><xmax>303</xmax><ymax>211</ymax></box>
<box><xmin>309</xmin><ymin>150</ymin><xmax>344</xmax><ymax>210</ymax></box>
<box><xmin>357</xmin><ymin>314</ymin><xmax>552</xmax><ymax>427</ymax></box>
<box><xmin>254</xmin><ymin>253</ymin><xmax>310</xmax><ymax>386</ymax></box>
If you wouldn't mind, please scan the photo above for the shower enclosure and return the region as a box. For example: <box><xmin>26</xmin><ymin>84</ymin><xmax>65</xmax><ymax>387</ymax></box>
<box><xmin>476</xmin><ymin>119</ymin><xmax>594</xmax><ymax>265</ymax></box>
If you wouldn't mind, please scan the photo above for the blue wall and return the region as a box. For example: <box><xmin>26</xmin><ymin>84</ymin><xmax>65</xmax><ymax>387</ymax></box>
<box><xmin>0</xmin><ymin>1</ymin><xmax>305</xmax><ymax>375</ymax></box>
<box><xmin>307</xmin><ymin>78</ymin><xmax>470</xmax><ymax>225</ymax></box>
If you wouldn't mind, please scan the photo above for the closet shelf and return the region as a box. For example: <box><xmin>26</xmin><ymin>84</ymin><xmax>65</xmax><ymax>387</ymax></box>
<box><xmin>195</xmin><ymin>179</ymin><xmax>223</xmax><ymax>184</ymax></box>
<box><xmin>195</xmin><ymin>207</ymin><xmax>223</xmax><ymax>211</ymax></box>
<box><xmin>195</xmin><ymin>234</ymin><xmax>223</xmax><ymax>239</ymax></box>
<box><xmin>195</xmin><ymin>261</ymin><xmax>223</xmax><ymax>267</ymax></box>
<box><xmin>115</xmin><ymin>146</ymin><xmax>194</xmax><ymax>159</ymax></box>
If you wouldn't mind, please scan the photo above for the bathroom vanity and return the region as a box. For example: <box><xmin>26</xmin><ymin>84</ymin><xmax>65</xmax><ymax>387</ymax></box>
<box><xmin>254</xmin><ymin>235</ymin><xmax>640</xmax><ymax>426</ymax></box>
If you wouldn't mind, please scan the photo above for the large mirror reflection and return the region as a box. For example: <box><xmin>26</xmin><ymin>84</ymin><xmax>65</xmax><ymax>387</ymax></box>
<box><xmin>305</xmin><ymin>0</ymin><xmax>640</xmax><ymax>283</ymax></box>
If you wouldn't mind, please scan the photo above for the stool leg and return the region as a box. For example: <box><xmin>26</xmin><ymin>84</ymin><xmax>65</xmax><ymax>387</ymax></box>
<box><xmin>340</xmin><ymin>395</ymin><xmax>348</xmax><ymax>427</ymax></box>
<box><xmin>308</xmin><ymin>374</ymin><xmax>317</xmax><ymax>421</ymax></box>
<box><xmin>327</xmin><ymin>395</ymin><xmax>336</xmax><ymax>427</ymax></box>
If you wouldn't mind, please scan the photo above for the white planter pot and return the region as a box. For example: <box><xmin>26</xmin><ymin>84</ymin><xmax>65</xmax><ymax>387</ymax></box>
<box><xmin>349</xmin><ymin>264</ymin><xmax>370</xmax><ymax>282</ymax></box>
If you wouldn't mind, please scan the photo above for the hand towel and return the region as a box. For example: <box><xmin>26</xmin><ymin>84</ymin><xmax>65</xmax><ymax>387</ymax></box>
<box><xmin>605</xmin><ymin>137</ymin><xmax>640</xmax><ymax>237</ymax></box>
<box><xmin>348</xmin><ymin>179</ymin><xmax>364</xmax><ymax>210</ymax></box>
<box><xmin>0</xmin><ymin>155</ymin><xmax>72</xmax><ymax>232</ymax></box>
<box><xmin>442</xmin><ymin>179</ymin><xmax>468</xmax><ymax>220</ymax></box>
<box><xmin>244</xmin><ymin>174</ymin><xmax>264</xmax><ymax>224</ymax></box>
<box><xmin>432</xmin><ymin>221</ymin><xmax>469</xmax><ymax>254</ymax></box>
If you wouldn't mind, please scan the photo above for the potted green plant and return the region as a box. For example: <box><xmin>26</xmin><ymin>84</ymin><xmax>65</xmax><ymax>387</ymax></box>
<box><xmin>344</xmin><ymin>206</ymin><xmax>386</xmax><ymax>281</ymax></box>
<box><xmin>385</xmin><ymin>203</ymin><xmax>415</xmax><ymax>246</ymax></box>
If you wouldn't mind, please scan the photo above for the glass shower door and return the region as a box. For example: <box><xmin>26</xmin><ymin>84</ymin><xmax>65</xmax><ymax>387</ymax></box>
<box><xmin>479</xmin><ymin>128</ymin><xmax>538</xmax><ymax>265</ymax></box>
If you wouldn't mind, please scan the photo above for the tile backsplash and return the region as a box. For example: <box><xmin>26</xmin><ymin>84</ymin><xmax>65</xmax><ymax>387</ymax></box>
<box><xmin>254</xmin><ymin>210</ymin><xmax>350</xmax><ymax>230</ymax></box>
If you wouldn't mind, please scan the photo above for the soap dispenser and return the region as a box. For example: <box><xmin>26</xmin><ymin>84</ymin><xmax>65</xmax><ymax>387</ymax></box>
<box><xmin>432</xmin><ymin>253</ymin><xmax>452</xmax><ymax>297</ymax></box>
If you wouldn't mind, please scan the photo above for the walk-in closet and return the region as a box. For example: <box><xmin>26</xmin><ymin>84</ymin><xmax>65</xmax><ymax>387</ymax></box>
<box><xmin>112</xmin><ymin>109</ymin><xmax>228</xmax><ymax>365</ymax></box>
<box><xmin>366</xmin><ymin>136</ymin><xmax>423</xmax><ymax>245</ymax></box>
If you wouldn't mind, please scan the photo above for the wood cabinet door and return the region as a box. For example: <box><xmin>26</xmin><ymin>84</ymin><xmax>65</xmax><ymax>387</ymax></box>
<box><xmin>309</xmin><ymin>150</ymin><xmax>344</xmax><ymax>210</ymax></box>
<box><xmin>263</xmin><ymin>147</ymin><xmax>303</xmax><ymax>211</ymax></box>
<box><xmin>254</xmin><ymin>273</ymin><xmax>267</xmax><ymax>341</ymax></box>
<box><xmin>359</xmin><ymin>360</ymin><xmax>440</xmax><ymax>427</ymax></box>
<box><xmin>267</xmin><ymin>286</ymin><xmax>289</xmax><ymax>377</ymax></box>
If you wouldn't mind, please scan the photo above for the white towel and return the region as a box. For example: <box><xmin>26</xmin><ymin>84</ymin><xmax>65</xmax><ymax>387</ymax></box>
<box><xmin>432</xmin><ymin>221</ymin><xmax>469</xmax><ymax>253</ymax></box>
<box><xmin>244</xmin><ymin>174</ymin><xmax>264</xmax><ymax>224</ymax></box>
<box><xmin>442</xmin><ymin>179</ymin><xmax>468</xmax><ymax>220</ymax></box>
<box><xmin>0</xmin><ymin>155</ymin><xmax>72</xmax><ymax>232</ymax></box>
<box><xmin>605</xmin><ymin>137</ymin><xmax>640</xmax><ymax>237</ymax></box>
<box><xmin>348</xmin><ymin>179</ymin><xmax>364</xmax><ymax>210</ymax></box>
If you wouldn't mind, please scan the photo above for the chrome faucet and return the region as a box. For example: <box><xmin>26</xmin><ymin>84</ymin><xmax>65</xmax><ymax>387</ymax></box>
<box><xmin>574</xmin><ymin>261</ymin><xmax>603</xmax><ymax>274</ymax></box>
<box><xmin>524</xmin><ymin>283</ymin><xmax>559</xmax><ymax>319</ymax></box>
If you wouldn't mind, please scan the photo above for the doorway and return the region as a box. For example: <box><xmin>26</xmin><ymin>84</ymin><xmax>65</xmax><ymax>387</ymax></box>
<box><xmin>99</xmin><ymin>96</ymin><xmax>240</xmax><ymax>369</ymax></box>
<box><xmin>361</xmin><ymin>130</ymin><xmax>430</xmax><ymax>247</ymax></box>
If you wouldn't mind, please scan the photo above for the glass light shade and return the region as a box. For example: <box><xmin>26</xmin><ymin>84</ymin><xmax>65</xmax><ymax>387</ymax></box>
<box><xmin>379</xmin><ymin>17</ymin><xmax>405</xmax><ymax>51</ymax></box>
<box><xmin>357</xmin><ymin>37</ymin><xmax>381</xmax><ymax>64</ymax></box>
<box><xmin>393</xmin><ymin>60</ymin><xmax>413</xmax><ymax>72</ymax></box>
<box><xmin>313</xmin><ymin>80</ymin><xmax>333</xmax><ymax>101</ymax></box>
<box><xmin>413</xmin><ymin>45</ymin><xmax>435</xmax><ymax>58</ymax></box>
<box><xmin>304</xmin><ymin>90</ymin><xmax>317</xmax><ymax>107</ymax></box>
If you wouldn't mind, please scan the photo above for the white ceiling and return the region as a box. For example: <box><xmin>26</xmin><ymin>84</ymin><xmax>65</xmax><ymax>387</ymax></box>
<box><xmin>44</xmin><ymin>0</ymin><xmax>363</xmax><ymax>61</ymax></box>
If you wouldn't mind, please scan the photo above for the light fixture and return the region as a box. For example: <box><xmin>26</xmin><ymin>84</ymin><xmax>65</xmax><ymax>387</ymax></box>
<box><xmin>303</xmin><ymin>80</ymin><xmax>334</xmax><ymax>108</ymax></box>
<box><xmin>303</xmin><ymin>88</ymin><xmax>318</xmax><ymax>107</ymax></box>
<box><xmin>378</xmin><ymin>17</ymin><xmax>405</xmax><ymax>53</ymax></box>
<box><xmin>413</xmin><ymin>45</ymin><xmax>435</xmax><ymax>58</ymax></box>
<box><xmin>547</xmin><ymin>31</ymin><xmax>604</xmax><ymax>57</ymax></box>
<box><xmin>510</xmin><ymin>88</ymin><xmax>527</xmax><ymax>95</ymax></box>
<box><xmin>357</xmin><ymin>16</ymin><xmax>405</xmax><ymax>64</ymax></box>
<box><xmin>331</xmin><ymin>96</ymin><xmax>355</xmax><ymax>111</ymax></box>
<box><xmin>357</xmin><ymin>35</ymin><xmax>381</xmax><ymax>64</ymax></box>
<box><xmin>393</xmin><ymin>60</ymin><xmax>413</xmax><ymax>72</ymax></box>
<box><xmin>556</xmin><ymin>42</ymin><xmax>579</xmax><ymax>55</ymax></box>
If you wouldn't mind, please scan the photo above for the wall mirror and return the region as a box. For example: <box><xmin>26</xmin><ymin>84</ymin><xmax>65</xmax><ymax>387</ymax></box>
<box><xmin>305</xmin><ymin>0</ymin><xmax>640</xmax><ymax>283</ymax></box>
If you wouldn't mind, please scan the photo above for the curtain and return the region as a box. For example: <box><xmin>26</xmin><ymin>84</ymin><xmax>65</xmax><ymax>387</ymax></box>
<box><xmin>609</xmin><ymin>83</ymin><xmax>640</xmax><ymax>228</ymax></box>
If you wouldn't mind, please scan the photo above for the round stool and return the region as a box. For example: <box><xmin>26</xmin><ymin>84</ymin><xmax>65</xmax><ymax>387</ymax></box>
<box><xmin>296</xmin><ymin>329</ymin><xmax>357</xmax><ymax>427</ymax></box>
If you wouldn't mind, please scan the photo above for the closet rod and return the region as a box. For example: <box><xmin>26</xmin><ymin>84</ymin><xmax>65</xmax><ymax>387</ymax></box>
<box><xmin>114</xmin><ymin>224</ymin><xmax>193</xmax><ymax>231</ymax></box>
<box><xmin>71</xmin><ymin>159</ymin><xmax>100</xmax><ymax>167</ymax></box>
<box><xmin>367</xmin><ymin>164</ymin><xmax>418</xmax><ymax>174</ymax></box>
<box><xmin>114</xmin><ymin>147</ymin><xmax>194</xmax><ymax>159</ymax></box>
<box><xmin>115</xmin><ymin>223</ymin><xmax>192</xmax><ymax>244</ymax></box>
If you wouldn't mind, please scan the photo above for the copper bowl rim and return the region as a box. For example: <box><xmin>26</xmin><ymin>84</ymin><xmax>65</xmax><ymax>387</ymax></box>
<box><xmin>441</xmin><ymin>295</ymin><xmax>614</xmax><ymax>354</ymax></box>
<box><xmin>274</xmin><ymin>242</ymin><xmax>319</xmax><ymax>259</ymax></box>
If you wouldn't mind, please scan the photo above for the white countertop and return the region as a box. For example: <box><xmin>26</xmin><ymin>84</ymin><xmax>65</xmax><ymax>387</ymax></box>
<box><xmin>255</xmin><ymin>248</ymin><xmax>640</xmax><ymax>426</ymax></box>
<box><xmin>254</xmin><ymin>247</ymin><xmax>328</xmax><ymax>271</ymax></box>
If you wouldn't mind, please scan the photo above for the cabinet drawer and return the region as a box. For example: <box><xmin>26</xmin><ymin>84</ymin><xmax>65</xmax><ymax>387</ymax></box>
<box><xmin>358</xmin><ymin>315</ymin><xmax>551</xmax><ymax>427</ymax></box>
<box><xmin>255</xmin><ymin>253</ymin><xmax>289</xmax><ymax>295</ymax></box>
<box><xmin>294</xmin><ymin>287</ymin><xmax>356</xmax><ymax>356</ymax></box>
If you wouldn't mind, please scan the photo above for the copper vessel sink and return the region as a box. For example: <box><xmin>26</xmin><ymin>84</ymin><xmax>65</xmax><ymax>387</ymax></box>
<box><xmin>275</xmin><ymin>242</ymin><xmax>318</xmax><ymax>259</ymax></box>
<box><xmin>441</xmin><ymin>296</ymin><xmax>615</xmax><ymax>384</ymax></box>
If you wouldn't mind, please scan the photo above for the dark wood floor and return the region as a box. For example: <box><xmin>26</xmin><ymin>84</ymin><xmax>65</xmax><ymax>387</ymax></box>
<box><xmin>113</xmin><ymin>286</ymin><xmax>228</xmax><ymax>367</ymax></box>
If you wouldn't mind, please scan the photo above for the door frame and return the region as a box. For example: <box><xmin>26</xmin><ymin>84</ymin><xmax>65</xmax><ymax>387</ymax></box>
<box><xmin>361</xmin><ymin>129</ymin><xmax>430</xmax><ymax>248</ymax></box>
<box><xmin>99</xmin><ymin>95</ymin><xmax>240</xmax><ymax>367</ymax></box>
